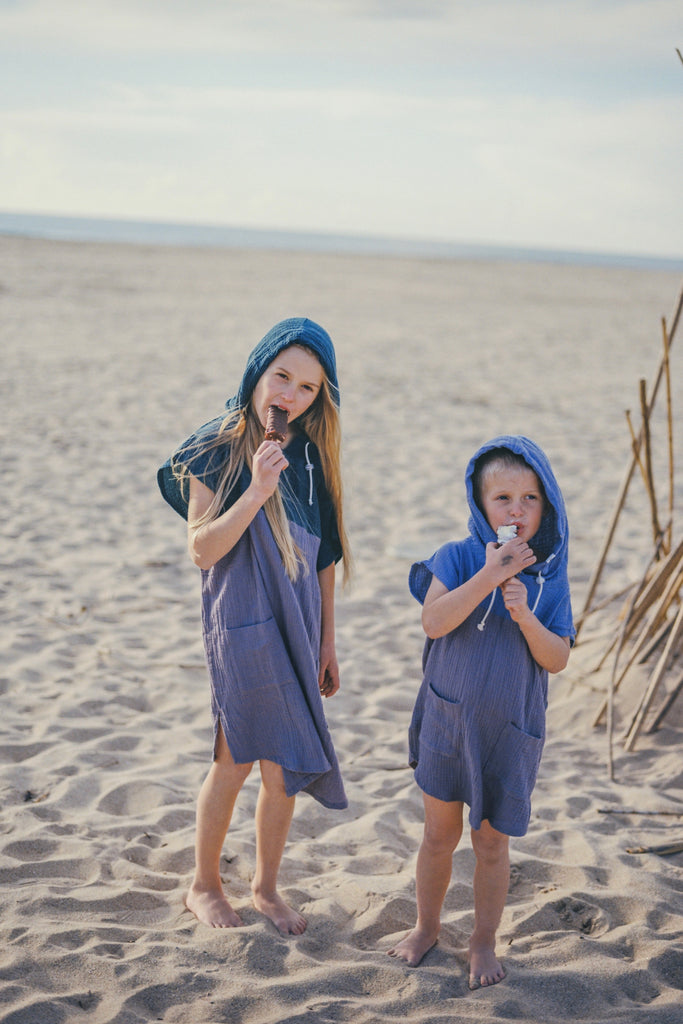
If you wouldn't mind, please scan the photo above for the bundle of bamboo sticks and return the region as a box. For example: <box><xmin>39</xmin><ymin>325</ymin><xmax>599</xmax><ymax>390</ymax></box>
<box><xmin>575</xmin><ymin>282</ymin><xmax>683</xmax><ymax>777</ymax></box>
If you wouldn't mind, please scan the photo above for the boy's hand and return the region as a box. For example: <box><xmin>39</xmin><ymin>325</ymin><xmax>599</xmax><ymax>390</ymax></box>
<box><xmin>485</xmin><ymin>538</ymin><xmax>536</xmax><ymax>583</ymax></box>
<box><xmin>501</xmin><ymin>576</ymin><xmax>531</xmax><ymax>622</ymax></box>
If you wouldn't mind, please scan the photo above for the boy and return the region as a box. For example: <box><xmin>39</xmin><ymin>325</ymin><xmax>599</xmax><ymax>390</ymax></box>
<box><xmin>389</xmin><ymin>436</ymin><xmax>574</xmax><ymax>988</ymax></box>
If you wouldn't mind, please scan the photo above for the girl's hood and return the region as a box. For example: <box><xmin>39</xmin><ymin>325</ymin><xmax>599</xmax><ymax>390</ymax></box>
<box><xmin>228</xmin><ymin>317</ymin><xmax>340</xmax><ymax>411</ymax></box>
<box><xmin>465</xmin><ymin>435</ymin><xmax>569</xmax><ymax>579</ymax></box>
<box><xmin>158</xmin><ymin>317</ymin><xmax>338</xmax><ymax>520</ymax></box>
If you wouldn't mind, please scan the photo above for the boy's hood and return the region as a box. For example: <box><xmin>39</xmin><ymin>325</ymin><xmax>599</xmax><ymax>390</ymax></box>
<box><xmin>465</xmin><ymin>435</ymin><xmax>569</xmax><ymax>578</ymax></box>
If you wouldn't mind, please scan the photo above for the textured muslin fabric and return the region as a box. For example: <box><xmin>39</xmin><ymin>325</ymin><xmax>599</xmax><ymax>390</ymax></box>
<box><xmin>201</xmin><ymin>504</ymin><xmax>346</xmax><ymax>809</ymax></box>
<box><xmin>157</xmin><ymin>318</ymin><xmax>347</xmax><ymax>809</ymax></box>
<box><xmin>407</xmin><ymin>435</ymin><xmax>574</xmax><ymax>836</ymax></box>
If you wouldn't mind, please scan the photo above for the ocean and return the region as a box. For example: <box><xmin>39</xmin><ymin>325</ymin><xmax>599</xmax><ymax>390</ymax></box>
<box><xmin>1</xmin><ymin>209</ymin><xmax>681</xmax><ymax>272</ymax></box>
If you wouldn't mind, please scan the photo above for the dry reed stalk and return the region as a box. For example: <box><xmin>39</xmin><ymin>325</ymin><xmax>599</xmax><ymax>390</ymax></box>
<box><xmin>626</xmin><ymin>839</ymin><xmax>683</xmax><ymax>856</ymax></box>
<box><xmin>616</xmin><ymin>535</ymin><xmax>683</xmax><ymax>640</ymax></box>
<box><xmin>592</xmin><ymin>630</ymin><xmax>620</xmax><ymax>674</ymax></box>
<box><xmin>594</xmin><ymin>620</ymin><xmax>666</xmax><ymax>729</ymax></box>
<box><xmin>635</xmin><ymin>618</ymin><xmax>674</xmax><ymax>666</ymax></box>
<box><xmin>649</xmin><ymin>668</ymin><xmax>683</xmax><ymax>732</ymax></box>
<box><xmin>573</xmin><ymin>582</ymin><xmax>635</xmax><ymax>628</ymax></box>
<box><xmin>589</xmin><ymin>532</ymin><xmax>675</xmax><ymax>733</ymax></box>
<box><xmin>604</xmin><ymin>548</ymin><xmax>662</xmax><ymax>765</ymax></box>
<box><xmin>662</xmin><ymin>317</ymin><xmax>674</xmax><ymax>554</ymax></box>
<box><xmin>644</xmin><ymin>565</ymin><xmax>683</xmax><ymax>638</ymax></box>
<box><xmin>593</xmin><ymin>544</ymin><xmax>664</xmax><ymax>728</ymax></box>
<box><xmin>623</xmin><ymin>600</ymin><xmax>683</xmax><ymax>751</ymax></box>
<box><xmin>607</xmin><ymin>586</ymin><xmax>678</xmax><ymax>708</ymax></box>
<box><xmin>577</xmin><ymin>283</ymin><xmax>683</xmax><ymax>635</ymax></box>
<box><xmin>625</xmin><ymin>408</ymin><xmax>649</xmax><ymax>491</ymax></box>
<box><xmin>639</xmin><ymin>378</ymin><xmax>663</xmax><ymax>549</ymax></box>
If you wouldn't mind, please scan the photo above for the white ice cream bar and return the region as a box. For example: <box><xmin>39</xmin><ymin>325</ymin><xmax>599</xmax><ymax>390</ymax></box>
<box><xmin>497</xmin><ymin>524</ymin><xmax>518</xmax><ymax>543</ymax></box>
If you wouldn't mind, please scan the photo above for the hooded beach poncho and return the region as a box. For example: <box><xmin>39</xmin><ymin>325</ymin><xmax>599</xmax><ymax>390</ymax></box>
<box><xmin>407</xmin><ymin>435</ymin><xmax>574</xmax><ymax>836</ymax></box>
<box><xmin>157</xmin><ymin>318</ymin><xmax>347</xmax><ymax>810</ymax></box>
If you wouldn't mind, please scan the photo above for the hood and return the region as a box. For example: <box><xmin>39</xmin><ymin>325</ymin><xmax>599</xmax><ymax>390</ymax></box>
<box><xmin>228</xmin><ymin>317</ymin><xmax>340</xmax><ymax>411</ymax></box>
<box><xmin>465</xmin><ymin>435</ymin><xmax>569</xmax><ymax>580</ymax></box>
<box><xmin>158</xmin><ymin>317</ymin><xmax>338</xmax><ymax>520</ymax></box>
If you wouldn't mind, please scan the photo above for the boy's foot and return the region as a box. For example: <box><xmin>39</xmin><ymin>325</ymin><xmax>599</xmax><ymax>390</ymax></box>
<box><xmin>185</xmin><ymin>885</ymin><xmax>243</xmax><ymax>928</ymax></box>
<box><xmin>387</xmin><ymin>927</ymin><xmax>438</xmax><ymax>967</ymax></box>
<box><xmin>252</xmin><ymin>890</ymin><xmax>307</xmax><ymax>935</ymax></box>
<box><xmin>468</xmin><ymin>945</ymin><xmax>506</xmax><ymax>989</ymax></box>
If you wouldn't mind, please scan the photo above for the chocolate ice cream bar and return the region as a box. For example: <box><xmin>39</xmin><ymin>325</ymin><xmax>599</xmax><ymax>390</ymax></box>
<box><xmin>497</xmin><ymin>524</ymin><xmax>518</xmax><ymax>544</ymax></box>
<box><xmin>265</xmin><ymin>405</ymin><xmax>288</xmax><ymax>443</ymax></box>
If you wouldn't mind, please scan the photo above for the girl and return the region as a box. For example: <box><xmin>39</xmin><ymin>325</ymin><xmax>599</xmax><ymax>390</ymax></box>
<box><xmin>388</xmin><ymin>436</ymin><xmax>574</xmax><ymax>987</ymax></box>
<box><xmin>158</xmin><ymin>317</ymin><xmax>351</xmax><ymax>934</ymax></box>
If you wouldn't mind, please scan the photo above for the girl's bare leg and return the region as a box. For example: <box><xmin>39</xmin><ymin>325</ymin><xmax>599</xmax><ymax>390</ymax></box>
<box><xmin>251</xmin><ymin>759</ymin><xmax>306</xmax><ymax>935</ymax></box>
<box><xmin>388</xmin><ymin>796</ymin><xmax>464</xmax><ymax>966</ymax></box>
<box><xmin>468</xmin><ymin>820</ymin><xmax>509</xmax><ymax>989</ymax></box>
<box><xmin>185</xmin><ymin>726</ymin><xmax>253</xmax><ymax>927</ymax></box>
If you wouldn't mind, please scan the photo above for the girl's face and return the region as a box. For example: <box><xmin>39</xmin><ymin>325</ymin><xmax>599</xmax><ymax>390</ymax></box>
<box><xmin>479</xmin><ymin>464</ymin><xmax>544</xmax><ymax>542</ymax></box>
<box><xmin>252</xmin><ymin>345</ymin><xmax>324</xmax><ymax>437</ymax></box>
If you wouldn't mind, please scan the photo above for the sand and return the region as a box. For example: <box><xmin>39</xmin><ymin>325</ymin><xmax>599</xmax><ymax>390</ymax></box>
<box><xmin>1</xmin><ymin>235</ymin><xmax>682</xmax><ymax>1023</ymax></box>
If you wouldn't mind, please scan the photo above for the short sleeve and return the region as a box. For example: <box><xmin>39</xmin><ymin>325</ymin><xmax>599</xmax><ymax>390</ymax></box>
<box><xmin>539</xmin><ymin>575</ymin><xmax>576</xmax><ymax>644</ymax></box>
<box><xmin>316</xmin><ymin>473</ymin><xmax>342</xmax><ymax>571</ymax></box>
<box><xmin>409</xmin><ymin>542</ymin><xmax>466</xmax><ymax>604</ymax></box>
<box><xmin>158</xmin><ymin>414</ymin><xmax>238</xmax><ymax>520</ymax></box>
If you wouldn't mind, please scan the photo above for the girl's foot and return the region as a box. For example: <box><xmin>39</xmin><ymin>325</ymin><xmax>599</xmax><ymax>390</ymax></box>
<box><xmin>468</xmin><ymin>944</ymin><xmax>506</xmax><ymax>989</ymax></box>
<box><xmin>252</xmin><ymin>890</ymin><xmax>307</xmax><ymax>935</ymax></box>
<box><xmin>185</xmin><ymin>885</ymin><xmax>243</xmax><ymax>928</ymax></box>
<box><xmin>387</xmin><ymin>927</ymin><xmax>438</xmax><ymax>967</ymax></box>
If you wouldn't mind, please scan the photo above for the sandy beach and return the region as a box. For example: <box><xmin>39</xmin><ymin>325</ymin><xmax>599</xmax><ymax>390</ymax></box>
<box><xmin>1</xmin><ymin>235</ymin><xmax>682</xmax><ymax>1024</ymax></box>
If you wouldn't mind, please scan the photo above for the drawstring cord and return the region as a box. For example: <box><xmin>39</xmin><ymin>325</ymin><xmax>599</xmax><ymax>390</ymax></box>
<box><xmin>530</xmin><ymin>552</ymin><xmax>555</xmax><ymax>615</ymax></box>
<box><xmin>304</xmin><ymin>441</ymin><xmax>314</xmax><ymax>506</ymax></box>
<box><xmin>477</xmin><ymin>590</ymin><xmax>497</xmax><ymax>631</ymax></box>
<box><xmin>477</xmin><ymin>551</ymin><xmax>557</xmax><ymax>631</ymax></box>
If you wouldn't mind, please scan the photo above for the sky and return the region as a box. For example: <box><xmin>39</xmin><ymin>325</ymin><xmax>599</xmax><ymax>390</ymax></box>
<box><xmin>1</xmin><ymin>0</ymin><xmax>682</xmax><ymax>258</ymax></box>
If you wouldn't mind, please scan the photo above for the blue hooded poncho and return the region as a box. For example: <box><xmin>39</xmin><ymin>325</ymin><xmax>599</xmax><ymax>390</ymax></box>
<box><xmin>157</xmin><ymin>318</ymin><xmax>347</xmax><ymax>810</ymax></box>
<box><xmin>407</xmin><ymin>435</ymin><xmax>574</xmax><ymax>836</ymax></box>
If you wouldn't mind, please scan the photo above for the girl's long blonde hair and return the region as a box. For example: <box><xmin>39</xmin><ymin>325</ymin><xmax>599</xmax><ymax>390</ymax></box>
<box><xmin>176</xmin><ymin>346</ymin><xmax>351</xmax><ymax>585</ymax></box>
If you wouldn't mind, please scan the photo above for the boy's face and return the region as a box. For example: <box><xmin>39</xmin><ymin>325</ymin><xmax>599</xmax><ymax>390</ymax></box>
<box><xmin>479</xmin><ymin>464</ymin><xmax>544</xmax><ymax>542</ymax></box>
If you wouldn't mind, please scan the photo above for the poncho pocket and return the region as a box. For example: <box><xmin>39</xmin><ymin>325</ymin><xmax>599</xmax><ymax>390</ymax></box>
<box><xmin>204</xmin><ymin>617</ymin><xmax>330</xmax><ymax>772</ymax></box>
<box><xmin>483</xmin><ymin>721</ymin><xmax>544</xmax><ymax>801</ymax></box>
<box><xmin>214</xmin><ymin>616</ymin><xmax>295</xmax><ymax>692</ymax></box>
<box><xmin>420</xmin><ymin>684</ymin><xmax>463</xmax><ymax>758</ymax></box>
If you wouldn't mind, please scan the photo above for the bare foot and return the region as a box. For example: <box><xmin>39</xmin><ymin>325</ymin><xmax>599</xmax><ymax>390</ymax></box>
<box><xmin>387</xmin><ymin>927</ymin><xmax>438</xmax><ymax>967</ymax></box>
<box><xmin>468</xmin><ymin>943</ymin><xmax>506</xmax><ymax>990</ymax></box>
<box><xmin>252</xmin><ymin>890</ymin><xmax>306</xmax><ymax>935</ymax></box>
<box><xmin>185</xmin><ymin>885</ymin><xmax>243</xmax><ymax>928</ymax></box>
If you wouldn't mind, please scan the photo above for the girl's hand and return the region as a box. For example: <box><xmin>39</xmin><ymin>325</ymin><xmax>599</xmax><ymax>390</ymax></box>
<box><xmin>319</xmin><ymin>641</ymin><xmax>340</xmax><ymax>698</ymax></box>
<box><xmin>501</xmin><ymin>576</ymin><xmax>530</xmax><ymax>622</ymax></box>
<box><xmin>485</xmin><ymin>538</ymin><xmax>535</xmax><ymax>583</ymax></box>
<box><xmin>250</xmin><ymin>440</ymin><xmax>289</xmax><ymax>503</ymax></box>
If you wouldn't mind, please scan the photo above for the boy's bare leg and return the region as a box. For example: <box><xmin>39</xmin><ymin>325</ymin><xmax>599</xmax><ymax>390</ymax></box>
<box><xmin>186</xmin><ymin>727</ymin><xmax>253</xmax><ymax>927</ymax></box>
<box><xmin>251</xmin><ymin>759</ymin><xmax>306</xmax><ymax>935</ymax></box>
<box><xmin>468</xmin><ymin>820</ymin><xmax>509</xmax><ymax>989</ymax></box>
<box><xmin>388</xmin><ymin>795</ymin><xmax>463</xmax><ymax>967</ymax></box>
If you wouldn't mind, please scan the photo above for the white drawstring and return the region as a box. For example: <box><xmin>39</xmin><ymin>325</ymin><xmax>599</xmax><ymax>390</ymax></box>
<box><xmin>530</xmin><ymin>552</ymin><xmax>555</xmax><ymax>615</ymax></box>
<box><xmin>304</xmin><ymin>441</ymin><xmax>314</xmax><ymax>506</ymax></box>
<box><xmin>477</xmin><ymin>590</ymin><xmax>497</xmax><ymax>631</ymax></box>
<box><xmin>478</xmin><ymin>551</ymin><xmax>556</xmax><ymax>630</ymax></box>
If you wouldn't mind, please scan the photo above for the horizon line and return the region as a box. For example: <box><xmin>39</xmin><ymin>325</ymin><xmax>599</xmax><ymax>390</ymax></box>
<box><xmin>1</xmin><ymin>209</ymin><xmax>682</xmax><ymax>272</ymax></box>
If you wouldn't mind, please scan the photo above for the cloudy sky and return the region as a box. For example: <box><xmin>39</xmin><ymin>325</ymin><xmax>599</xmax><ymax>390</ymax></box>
<box><xmin>1</xmin><ymin>0</ymin><xmax>681</xmax><ymax>257</ymax></box>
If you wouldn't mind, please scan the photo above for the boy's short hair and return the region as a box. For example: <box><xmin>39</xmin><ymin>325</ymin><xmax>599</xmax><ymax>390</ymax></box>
<box><xmin>472</xmin><ymin>448</ymin><xmax>547</xmax><ymax>513</ymax></box>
